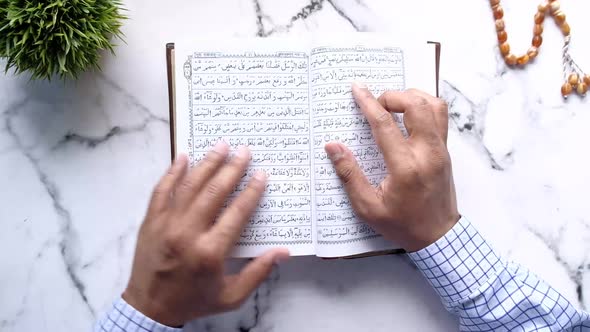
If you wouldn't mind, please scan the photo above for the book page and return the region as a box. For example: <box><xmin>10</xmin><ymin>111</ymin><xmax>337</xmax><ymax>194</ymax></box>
<box><xmin>174</xmin><ymin>39</ymin><xmax>315</xmax><ymax>257</ymax></box>
<box><xmin>310</xmin><ymin>36</ymin><xmax>436</xmax><ymax>257</ymax></box>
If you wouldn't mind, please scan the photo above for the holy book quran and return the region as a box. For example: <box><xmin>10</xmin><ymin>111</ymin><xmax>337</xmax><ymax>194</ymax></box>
<box><xmin>166</xmin><ymin>34</ymin><xmax>440</xmax><ymax>258</ymax></box>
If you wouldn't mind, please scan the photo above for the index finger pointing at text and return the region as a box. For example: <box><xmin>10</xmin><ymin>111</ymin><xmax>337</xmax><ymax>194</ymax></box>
<box><xmin>351</xmin><ymin>83</ymin><xmax>408</xmax><ymax>171</ymax></box>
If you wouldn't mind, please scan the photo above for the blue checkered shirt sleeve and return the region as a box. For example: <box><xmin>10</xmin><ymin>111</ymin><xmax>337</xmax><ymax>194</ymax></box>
<box><xmin>408</xmin><ymin>216</ymin><xmax>590</xmax><ymax>331</ymax></box>
<box><xmin>95</xmin><ymin>216</ymin><xmax>590</xmax><ymax>332</ymax></box>
<box><xmin>94</xmin><ymin>297</ymin><xmax>183</xmax><ymax>332</ymax></box>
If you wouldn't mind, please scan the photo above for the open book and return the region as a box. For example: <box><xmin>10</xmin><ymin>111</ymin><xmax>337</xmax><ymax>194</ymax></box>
<box><xmin>166</xmin><ymin>35</ymin><xmax>440</xmax><ymax>258</ymax></box>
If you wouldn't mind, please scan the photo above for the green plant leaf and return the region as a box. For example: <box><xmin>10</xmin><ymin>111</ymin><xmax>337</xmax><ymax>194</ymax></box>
<box><xmin>58</xmin><ymin>53</ymin><xmax>66</xmax><ymax>71</ymax></box>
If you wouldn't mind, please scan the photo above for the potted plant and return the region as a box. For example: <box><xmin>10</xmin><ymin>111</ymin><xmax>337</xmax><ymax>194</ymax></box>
<box><xmin>0</xmin><ymin>0</ymin><xmax>127</xmax><ymax>80</ymax></box>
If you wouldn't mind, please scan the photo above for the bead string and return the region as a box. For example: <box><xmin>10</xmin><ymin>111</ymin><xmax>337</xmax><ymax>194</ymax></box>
<box><xmin>490</xmin><ymin>0</ymin><xmax>589</xmax><ymax>98</ymax></box>
<box><xmin>562</xmin><ymin>36</ymin><xmax>570</xmax><ymax>82</ymax></box>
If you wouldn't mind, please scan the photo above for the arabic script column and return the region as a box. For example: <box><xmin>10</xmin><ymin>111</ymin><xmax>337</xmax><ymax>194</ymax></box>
<box><xmin>309</xmin><ymin>47</ymin><xmax>405</xmax><ymax>245</ymax></box>
<box><xmin>190</xmin><ymin>51</ymin><xmax>313</xmax><ymax>247</ymax></box>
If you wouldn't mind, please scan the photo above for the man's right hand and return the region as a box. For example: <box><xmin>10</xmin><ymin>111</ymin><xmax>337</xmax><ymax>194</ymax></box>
<box><xmin>324</xmin><ymin>84</ymin><xmax>460</xmax><ymax>252</ymax></box>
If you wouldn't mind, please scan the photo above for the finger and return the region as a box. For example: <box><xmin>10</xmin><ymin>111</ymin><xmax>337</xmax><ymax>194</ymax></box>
<box><xmin>377</xmin><ymin>91</ymin><xmax>416</xmax><ymax>134</ymax></box>
<box><xmin>209</xmin><ymin>171</ymin><xmax>267</xmax><ymax>252</ymax></box>
<box><xmin>191</xmin><ymin>145</ymin><xmax>252</xmax><ymax>223</ymax></box>
<box><xmin>325</xmin><ymin>142</ymin><xmax>387</xmax><ymax>220</ymax></box>
<box><xmin>148</xmin><ymin>154</ymin><xmax>188</xmax><ymax>214</ymax></box>
<box><xmin>220</xmin><ymin>248</ymin><xmax>290</xmax><ymax>310</ymax></box>
<box><xmin>351</xmin><ymin>83</ymin><xmax>407</xmax><ymax>170</ymax></box>
<box><xmin>175</xmin><ymin>141</ymin><xmax>230</xmax><ymax>208</ymax></box>
<box><xmin>377</xmin><ymin>90</ymin><xmax>438</xmax><ymax>140</ymax></box>
<box><xmin>402</xmin><ymin>89</ymin><xmax>449</xmax><ymax>144</ymax></box>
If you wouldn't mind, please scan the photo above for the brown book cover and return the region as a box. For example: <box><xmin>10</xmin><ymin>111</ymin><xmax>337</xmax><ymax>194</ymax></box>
<box><xmin>165</xmin><ymin>41</ymin><xmax>441</xmax><ymax>258</ymax></box>
<box><xmin>166</xmin><ymin>43</ymin><xmax>177</xmax><ymax>161</ymax></box>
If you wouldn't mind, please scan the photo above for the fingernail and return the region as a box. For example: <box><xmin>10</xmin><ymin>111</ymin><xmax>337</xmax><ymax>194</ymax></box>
<box><xmin>273</xmin><ymin>249</ymin><xmax>291</xmax><ymax>264</ymax></box>
<box><xmin>325</xmin><ymin>143</ymin><xmax>345</xmax><ymax>162</ymax></box>
<box><xmin>235</xmin><ymin>145</ymin><xmax>250</xmax><ymax>159</ymax></box>
<box><xmin>352</xmin><ymin>81</ymin><xmax>368</xmax><ymax>90</ymax></box>
<box><xmin>212</xmin><ymin>140</ymin><xmax>229</xmax><ymax>154</ymax></box>
<box><xmin>253</xmin><ymin>170</ymin><xmax>268</xmax><ymax>182</ymax></box>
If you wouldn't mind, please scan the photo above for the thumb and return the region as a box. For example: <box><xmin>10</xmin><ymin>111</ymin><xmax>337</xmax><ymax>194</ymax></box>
<box><xmin>220</xmin><ymin>248</ymin><xmax>290</xmax><ymax>309</ymax></box>
<box><xmin>324</xmin><ymin>142</ymin><xmax>382</xmax><ymax>219</ymax></box>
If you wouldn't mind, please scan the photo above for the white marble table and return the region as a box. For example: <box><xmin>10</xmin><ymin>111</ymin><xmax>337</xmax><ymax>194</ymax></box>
<box><xmin>2</xmin><ymin>0</ymin><xmax>590</xmax><ymax>330</ymax></box>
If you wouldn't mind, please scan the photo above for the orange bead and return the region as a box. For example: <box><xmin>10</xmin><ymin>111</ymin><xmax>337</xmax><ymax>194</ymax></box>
<box><xmin>534</xmin><ymin>12</ymin><xmax>545</xmax><ymax>24</ymax></box>
<box><xmin>490</xmin><ymin>0</ymin><xmax>500</xmax><ymax>6</ymax></box>
<box><xmin>498</xmin><ymin>30</ymin><xmax>508</xmax><ymax>43</ymax></box>
<box><xmin>532</xmin><ymin>35</ymin><xmax>543</xmax><ymax>47</ymax></box>
<box><xmin>538</xmin><ymin>1</ymin><xmax>549</xmax><ymax>12</ymax></box>
<box><xmin>534</xmin><ymin>24</ymin><xmax>543</xmax><ymax>35</ymax></box>
<box><xmin>561</xmin><ymin>82</ymin><xmax>573</xmax><ymax>97</ymax></box>
<box><xmin>561</xmin><ymin>22</ymin><xmax>571</xmax><ymax>35</ymax></box>
<box><xmin>550</xmin><ymin>1</ymin><xmax>560</xmax><ymax>13</ymax></box>
<box><xmin>495</xmin><ymin>19</ymin><xmax>505</xmax><ymax>31</ymax></box>
<box><xmin>584</xmin><ymin>75</ymin><xmax>590</xmax><ymax>86</ymax></box>
<box><xmin>577</xmin><ymin>82</ymin><xmax>588</xmax><ymax>96</ymax></box>
<box><xmin>493</xmin><ymin>6</ymin><xmax>504</xmax><ymax>19</ymax></box>
<box><xmin>568</xmin><ymin>73</ymin><xmax>579</xmax><ymax>86</ymax></box>
<box><xmin>517</xmin><ymin>54</ymin><xmax>530</xmax><ymax>66</ymax></box>
<box><xmin>505</xmin><ymin>53</ymin><xmax>517</xmax><ymax>65</ymax></box>
<box><xmin>500</xmin><ymin>42</ymin><xmax>510</xmax><ymax>55</ymax></box>
<box><xmin>553</xmin><ymin>10</ymin><xmax>566</xmax><ymax>24</ymax></box>
<box><xmin>527</xmin><ymin>46</ymin><xmax>539</xmax><ymax>59</ymax></box>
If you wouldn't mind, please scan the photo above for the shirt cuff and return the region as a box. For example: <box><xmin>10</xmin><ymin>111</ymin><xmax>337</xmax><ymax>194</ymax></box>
<box><xmin>407</xmin><ymin>216</ymin><xmax>504</xmax><ymax>311</ymax></box>
<box><xmin>98</xmin><ymin>297</ymin><xmax>183</xmax><ymax>332</ymax></box>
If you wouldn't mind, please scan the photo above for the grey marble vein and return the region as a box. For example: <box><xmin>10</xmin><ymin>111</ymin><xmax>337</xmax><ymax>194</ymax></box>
<box><xmin>237</xmin><ymin>267</ymin><xmax>280</xmax><ymax>332</ymax></box>
<box><xmin>4</xmin><ymin>107</ymin><xmax>95</xmax><ymax>318</ymax></box>
<box><xmin>442</xmin><ymin>80</ymin><xmax>505</xmax><ymax>171</ymax></box>
<box><xmin>54</xmin><ymin>126</ymin><xmax>124</xmax><ymax>149</ymax></box>
<box><xmin>326</xmin><ymin>0</ymin><xmax>362</xmax><ymax>31</ymax></box>
<box><xmin>252</xmin><ymin>0</ymin><xmax>326</xmax><ymax>37</ymax></box>
<box><xmin>43</xmin><ymin>73</ymin><xmax>168</xmax><ymax>151</ymax></box>
<box><xmin>81</xmin><ymin>226</ymin><xmax>134</xmax><ymax>270</ymax></box>
<box><xmin>51</xmin><ymin>120</ymin><xmax>152</xmax><ymax>151</ymax></box>
<box><xmin>0</xmin><ymin>98</ymin><xmax>27</xmax><ymax>116</ymax></box>
<box><xmin>97</xmin><ymin>73</ymin><xmax>168</xmax><ymax>124</ymax></box>
<box><xmin>3</xmin><ymin>240</ymin><xmax>57</xmax><ymax>328</ymax></box>
<box><xmin>252</xmin><ymin>0</ymin><xmax>269</xmax><ymax>37</ymax></box>
<box><xmin>238</xmin><ymin>291</ymin><xmax>261</xmax><ymax>332</ymax></box>
<box><xmin>525</xmin><ymin>225</ymin><xmax>588</xmax><ymax>310</ymax></box>
<box><xmin>0</xmin><ymin>268</ymin><xmax>29</xmax><ymax>329</ymax></box>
